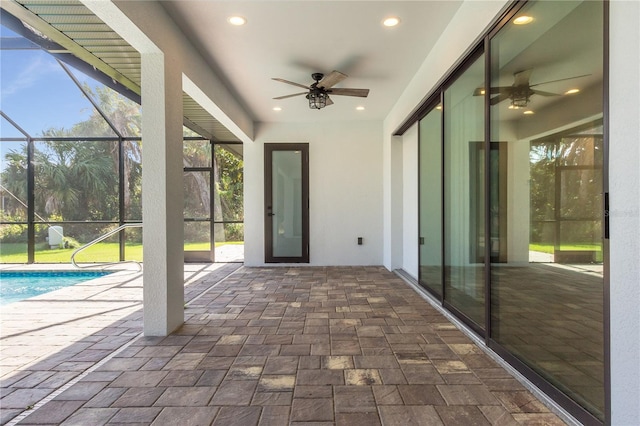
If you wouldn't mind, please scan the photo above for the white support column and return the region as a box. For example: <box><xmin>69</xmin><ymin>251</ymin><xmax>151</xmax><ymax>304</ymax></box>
<box><xmin>81</xmin><ymin>1</ymin><xmax>185</xmax><ymax>336</ymax></box>
<box><xmin>140</xmin><ymin>52</ymin><xmax>184</xmax><ymax>336</ymax></box>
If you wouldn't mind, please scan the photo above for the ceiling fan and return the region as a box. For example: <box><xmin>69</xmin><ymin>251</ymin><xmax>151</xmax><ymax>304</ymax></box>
<box><xmin>272</xmin><ymin>70</ymin><xmax>369</xmax><ymax>110</ymax></box>
<box><xmin>474</xmin><ymin>69</ymin><xmax>589</xmax><ymax>109</ymax></box>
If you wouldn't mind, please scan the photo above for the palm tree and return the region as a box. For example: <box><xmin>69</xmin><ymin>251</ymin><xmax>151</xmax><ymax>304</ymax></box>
<box><xmin>33</xmin><ymin>134</ymin><xmax>117</xmax><ymax>221</ymax></box>
<box><xmin>72</xmin><ymin>86</ymin><xmax>143</xmax><ymax>217</ymax></box>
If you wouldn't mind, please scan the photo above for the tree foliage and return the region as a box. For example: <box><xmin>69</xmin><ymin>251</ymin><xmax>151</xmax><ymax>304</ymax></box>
<box><xmin>1</xmin><ymin>84</ymin><xmax>243</xmax><ymax>245</ymax></box>
<box><xmin>529</xmin><ymin>124</ymin><xmax>603</xmax><ymax>246</ymax></box>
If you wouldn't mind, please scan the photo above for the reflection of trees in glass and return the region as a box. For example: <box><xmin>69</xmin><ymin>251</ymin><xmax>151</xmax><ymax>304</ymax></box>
<box><xmin>530</xmin><ymin>143</ymin><xmax>556</xmax><ymax>243</ymax></box>
<box><xmin>530</xmin><ymin>123</ymin><xmax>603</xmax><ymax>246</ymax></box>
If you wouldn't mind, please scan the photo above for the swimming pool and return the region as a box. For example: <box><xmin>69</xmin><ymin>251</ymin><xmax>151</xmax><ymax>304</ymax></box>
<box><xmin>0</xmin><ymin>270</ymin><xmax>113</xmax><ymax>306</ymax></box>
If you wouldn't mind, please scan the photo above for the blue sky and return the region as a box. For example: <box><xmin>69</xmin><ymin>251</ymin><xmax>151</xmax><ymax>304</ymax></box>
<box><xmin>1</xmin><ymin>24</ymin><xmax>124</xmax><ymax>174</ymax></box>
<box><xmin>1</xmin><ymin>25</ymin><xmax>106</xmax><ymax>138</ymax></box>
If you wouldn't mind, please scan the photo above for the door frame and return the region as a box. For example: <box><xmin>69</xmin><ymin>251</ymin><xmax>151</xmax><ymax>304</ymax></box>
<box><xmin>184</xmin><ymin>137</ymin><xmax>215</xmax><ymax>263</ymax></box>
<box><xmin>183</xmin><ymin>139</ymin><xmax>245</xmax><ymax>263</ymax></box>
<box><xmin>264</xmin><ymin>143</ymin><xmax>309</xmax><ymax>263</ymax></box>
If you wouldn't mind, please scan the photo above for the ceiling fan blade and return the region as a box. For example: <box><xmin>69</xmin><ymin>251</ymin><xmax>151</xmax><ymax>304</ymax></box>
<box><xmin>328</xmin><ymin>88</ymin><xmax>369</xmax><ymax>97</ymax></box>
<box><xmin>513</xmin><ymin>69</ymin><xmax>533</xmax><ymax>86</ymax></box>
<box><xmin>273</xmin><ymin>92</ymin><xmax>307</xmax><ymax>100</ymax></box>
<box><xmin>318</xmin><ymin>70</ymin><xmax>347</xmax><ymax>89</ymax></box>
<box><xmin>325</xmin><ymin>96</ymin><xmax>334</xmax><ymax>106</ymax></box>
<box><xmin>272</xmin><ymin>78</ymin><xmax>310</xmax><ymax>90</ymax></box>
<box><xmin>473</xmin><ymin>87</ymin><xmax>513</xmax><ymax>96</ymax></box>
<box><xmin>490</xmin><ymin>92</ymin><xmax>511</xmax><ymax>106</ymax></box>
<box><xmin>530</xmin><ymin>74</ymin><xmax>591</xmax><ymax>87</ymax></box>
<box><xmin>531</xmin><ymin>89</ymin><xmax>559</xmax><ymax>97</ymax></box>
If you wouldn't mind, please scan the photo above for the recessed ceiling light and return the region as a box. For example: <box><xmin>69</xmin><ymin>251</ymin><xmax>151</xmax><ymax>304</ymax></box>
<box><xmin>480</xmin><ymin>89</ymin><xmax>486</xmax><ymax>95</ymax></box>
<box><xmin>383</xmin><ymin>17</ymin><xmax>400</xmax><ymax>27</ymax></box>
<box><xmin>565</xmin><ymin>88</ymin><xmax>580</xmax><ymax>95</ymax></box>
<box><xmin>228</xmin><ymin>16</ymin><xmax>246</xmax><ymax>26</ymax></box>
<box><xmin>524</xmin><ymin>110</ymin><xmax>535</xmax><ymax>115</ymax></box>
<box><xmin>356</xmin><ymin>106</ymin><xmax>365</xmax><ymax>111</ymax></box>
<box><xmin>513</xmin><ymin>15</ymin><xmax>533</xmax><ymax>25</ymax></box>
<box><xmin>273</xmin><ymin>107</ymin><xmax>282</xmax><ymax>111</ymax></box>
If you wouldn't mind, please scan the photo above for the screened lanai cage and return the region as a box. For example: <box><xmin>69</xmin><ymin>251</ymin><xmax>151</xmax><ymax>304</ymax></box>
<box><xmin>0</xmin><ymin>20</ymin><xmax>244</xmax><ymax>264</ymax></box>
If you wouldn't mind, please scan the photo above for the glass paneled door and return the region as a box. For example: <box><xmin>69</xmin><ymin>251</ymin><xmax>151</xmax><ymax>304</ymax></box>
<box><xmin>264</xmin><ymin>143</ymin><xmax>309</xmax><ymax>263</ymax></box>
<box><xmin>184</xmin><ymin>138</ymin><xmax>214</xmax><ymax>262</ymax></box>
<box><xmin>183</xmin><ymin>139</ymin><xmax>245</xmax><ymax>263</ymax></box>
<box><xmin>443</xmin><ymin>52</ymin><xmax>486</xmax><ymax>330</ymax></box>
<box><xmin>419</xmin><ymin>104</ymin><xmax>443</xmax><ymax>297</ymax></box>
<box><xmin>488</xmin><ymin>1</ymin><xmax>605</xmax><ymax>420</ymax></box>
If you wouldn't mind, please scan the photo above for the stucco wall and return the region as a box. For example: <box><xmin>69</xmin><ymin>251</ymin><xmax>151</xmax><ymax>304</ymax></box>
<box><xmin>609</xmin><ymin>0</ymin><xmax>640</xmax><ymax>423</ymax></box>
<box><xmin>402</xmin><ymin>124</ymin><xmax>419</xmax><ymax>279</ymax></box>
<box><xmin>244</xmin><ymin>121</ymin><xmax>383</xmax><ymax>266</ymax></box>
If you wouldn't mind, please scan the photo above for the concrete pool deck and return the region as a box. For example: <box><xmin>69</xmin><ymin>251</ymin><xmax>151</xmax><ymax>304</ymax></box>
<box><xmin>0</xmin><ymin>265</ymin><xmax>568</xmax><ymax>425</ymax></box>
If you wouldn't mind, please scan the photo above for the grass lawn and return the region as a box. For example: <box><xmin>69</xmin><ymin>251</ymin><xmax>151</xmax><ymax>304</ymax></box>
<box><xmin>0</xmin><ymin>241</ymin><xmax>243</xmax><ymax>264</ymax></box>
<box><xmin>529</xmin><ymin>243</ymin><xmax>602</xmax><ymax>254</ymax></box>
<box><xmin>530</xmin><ymin>242</ymin><xmax>603</xmax><ymax>262</ymax></box>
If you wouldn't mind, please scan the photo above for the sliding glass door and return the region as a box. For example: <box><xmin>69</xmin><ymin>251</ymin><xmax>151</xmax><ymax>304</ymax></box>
<box><xmin>443</xmin><ymin>52</ymin><xmax>486</xmax><ymax>330</ymax></box>
<box><xmin>418</xmin><ymin>105</ymin><xmax>443</xmax><ymax>297</ymax></box>
<box><xmin>489</xmin><ymin>1</ymin><xmax>605</xmax><ymax>419</ymax></box>
<box><xmin>413</xmin><ymin>0</ymin><xmax>605</xmax><ymax>421</ymax></box>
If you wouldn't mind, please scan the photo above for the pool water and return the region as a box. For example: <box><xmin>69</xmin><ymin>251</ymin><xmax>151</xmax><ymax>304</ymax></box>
<box><xmin>0</xmin><ymin>270</ymin><xmax>112</xmax><ymax>306</ymax></box>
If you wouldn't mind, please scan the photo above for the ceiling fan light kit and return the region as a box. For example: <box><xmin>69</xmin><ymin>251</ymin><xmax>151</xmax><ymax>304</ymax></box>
<box><xmin>272</xmin><ymin>70</ymin><xmax>370</xmax><ymax>110</ymax></box>
<box><xmin>307</xmin><ymin>90</ymin><xmax>328</xmax><ymax>110</ymax></box>
<box><xmin>509</xmin><ymin>86</ymin><xmax>530</xmax><ymax>109</ymax></box>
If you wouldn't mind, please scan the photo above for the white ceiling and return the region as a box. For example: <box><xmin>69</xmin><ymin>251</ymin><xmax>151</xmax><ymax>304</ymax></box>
<box><xmin>162</xmin><ymin>1</ymin><xmax>463</xmax><ymax>123</ymax></box>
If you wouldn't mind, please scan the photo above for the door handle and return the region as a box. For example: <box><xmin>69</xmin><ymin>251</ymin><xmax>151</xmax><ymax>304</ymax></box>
<box><xmin>267</xmin><ymin>212</ymin><xmax>275</xmax><ymax>217</ymax></box>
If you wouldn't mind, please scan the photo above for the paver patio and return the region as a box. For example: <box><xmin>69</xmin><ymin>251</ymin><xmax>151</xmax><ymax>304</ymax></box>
<box><xmin>1</xmin><ymin>265</ymin><xmax>567</xmax><ymax>425</ymax></box>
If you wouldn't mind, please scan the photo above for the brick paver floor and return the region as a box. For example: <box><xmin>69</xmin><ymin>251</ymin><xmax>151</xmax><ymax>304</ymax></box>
<box><xmin>1</xmin><ymin>266</ymin><xmax>567</xmax><ymax>425</ymax></box>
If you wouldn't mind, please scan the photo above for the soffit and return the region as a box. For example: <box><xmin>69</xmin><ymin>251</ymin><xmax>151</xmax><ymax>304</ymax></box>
<box><xmin>2</xmin><ymin>0</ymin><xmax>240</xmax><ymax>142</ymax></box>
<box><xmin>162</xmin><ymin>1</ymin><xmax>465</xmax><ymax>123</ymax></box>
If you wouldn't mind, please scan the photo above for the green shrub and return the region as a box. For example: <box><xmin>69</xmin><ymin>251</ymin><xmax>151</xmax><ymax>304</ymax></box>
<box><xmin>225</xmin><ymin>223</ymin><xmax>244</xmax><ymax>242</ymax></box>
<box><xmin>61</xmin><ymin>236</ymin><xmax>81</xmax><ymax>249</ymax></box>
<box><xmin>0</xmin><ymin>223</ymin><xmax>27</xmax><ymax>242</ymax></box>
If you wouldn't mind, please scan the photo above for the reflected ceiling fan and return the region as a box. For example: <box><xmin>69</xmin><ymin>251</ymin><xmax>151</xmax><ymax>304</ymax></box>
<box><xmin>474</xmin><ymin>69</ymin><xmax>589</xmax><ymax>109</ymax></box>
<box><xmin>272</xmin><ymin>70</ymin><xmax>369</xmax><ymax>109</ymax></box>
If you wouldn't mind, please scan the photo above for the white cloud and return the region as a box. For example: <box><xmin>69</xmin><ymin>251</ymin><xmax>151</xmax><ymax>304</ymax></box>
<box><xmin>1</xmin><ymin>54</ymin><xmax>63</xmax><ymax>100</ymax></box>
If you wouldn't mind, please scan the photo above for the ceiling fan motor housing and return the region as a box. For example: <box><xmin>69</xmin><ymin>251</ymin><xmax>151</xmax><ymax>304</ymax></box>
<box><xmin>511</xmin><ymin>85</ymin><xmax>533</xmax><ymax>108</ymax></box>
